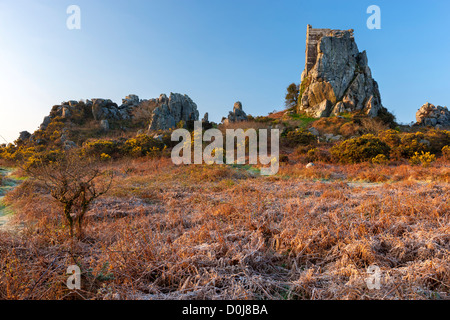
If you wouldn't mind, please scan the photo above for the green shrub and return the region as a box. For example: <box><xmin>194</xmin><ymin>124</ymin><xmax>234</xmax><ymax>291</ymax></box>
<box><xmin>331</xmin><ymin>134</ymin><xmax>390</xmax><ymax>164</ymax></box>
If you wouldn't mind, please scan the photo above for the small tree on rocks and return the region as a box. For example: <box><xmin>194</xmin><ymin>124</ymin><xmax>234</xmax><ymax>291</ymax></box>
<box><xmin>285</xmin><ymin>83</ymin><xmax>299</xmax><ymax>109</ymax></box>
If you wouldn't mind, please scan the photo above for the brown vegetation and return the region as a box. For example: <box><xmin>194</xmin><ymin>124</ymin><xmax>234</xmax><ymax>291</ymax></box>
<box><xmin>1</xmin><ymin>114</ymin><xmax>449</xmax><ymax>300</ymax></box>
<box><xmin>0</xmin><ymin>157</ymin><xmax>448</xmax><ymax>300</ymax></box>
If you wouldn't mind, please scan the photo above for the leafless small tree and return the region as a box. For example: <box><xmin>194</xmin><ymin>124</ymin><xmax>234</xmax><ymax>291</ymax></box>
<box><xmin>25</xmin><ymin>152</ymin><xmax>114</xmax><ymax>239</ymax></box>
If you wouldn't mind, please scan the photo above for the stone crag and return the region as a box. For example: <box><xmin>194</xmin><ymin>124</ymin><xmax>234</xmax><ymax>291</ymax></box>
<box><xmin>148</xmin><ymin>93</ymin><xmax>199</xmax><ymax>131</ymax></box>
<box><xmin>38</xmin><ymin>93</ymin><xmax>200</xmax><ymax>134</ymax></box>
<box><xmin>416</xmin><ymin>102</ymin><xmax>450</xmax><ymax>127</ymax></box>
<box><xmin>298</xmin><ymin>25</ymin><xmax>390</xmax><ymax>119</ymax></box>
<box><xmin>222</xmin><ymin>101</ymin><xmax>248</xmax><ymax>125</ymax></box>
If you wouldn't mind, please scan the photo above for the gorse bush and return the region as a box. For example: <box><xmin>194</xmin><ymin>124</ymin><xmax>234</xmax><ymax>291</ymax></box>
<box><xmin>82</xmin><ymin>140</ymin><xmax>118</xmax><ymax>158</ymax></box>
<box><xmin>81</xmin><ymin>135</ymin><xmax>165</xmax><ymax>159</ymax></box>
<box><xmin>409</xmin><ymin>151</ymin><xmax>436</xmax><ymax>167</ymax></box>
<box><xmin>389</xmin><ymin>132</ymin><xmax>428</xmax><ymax>160</ymax></box>
<box><xmin>100</xmin><ymin>153</ymin><xmax>112</xmax><ymax>161</ymax></box>
<box><xmin>423</xmin><ymin>129</ymin><xmax>450</xmax><ymax>154</ymax></box>
<box><xmin>442</xmin><ymin>145</ymin><xmax>450</xmax><ymax>161</ymax></box>
<box><xmin>371</xmin><ymin>154</ymin><xmax>389</xmax><ymax>165</ymax></box>
<box><xmin>305</xmin><ymin>147</ymin><xmax>331</xmax><ymax>163</ymax></box>
<box><xmin>284</xmin><ymin>129</ymin><xmax>316</xmax><ymax>147</ymax></box>
<box><xmin>331</xmin><ymin>134</ymin><xmax>390</xmax><ymax>164</ymax></box>
<box><xmin>122</xmin><ymin>134</ymin><xmax>164</xmax><ymax>157</ymax></box>
<box><xmin>378</xmin><ymin>129</ymin><xmax>450</xmax><ymax>160</ymax></box>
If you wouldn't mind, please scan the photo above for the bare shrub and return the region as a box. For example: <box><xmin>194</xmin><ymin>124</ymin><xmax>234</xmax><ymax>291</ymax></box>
<box><xmin>25</xmin><ymin>152</ymin><xmax>114</xmax><ymax>239</ymax></box>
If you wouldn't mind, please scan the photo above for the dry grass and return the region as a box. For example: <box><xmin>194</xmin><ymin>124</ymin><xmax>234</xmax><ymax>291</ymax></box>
<box><xmin>0</xmin><ymin>158</ymin><xmax>449</xmax><ymax>300</ymax></box>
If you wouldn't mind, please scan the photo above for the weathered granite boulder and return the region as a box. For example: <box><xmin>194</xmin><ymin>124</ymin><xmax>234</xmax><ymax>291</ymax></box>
<box><xmin>91</xmin><ymin>99</ymin><xmax>122</xmax><ymax>121</ymax></box>
<box><xmin>299</xmin><ymin>26</ymin><xmax>387</xmax><ymax>118</ymax></box>
<box><xmin>40</xmin><ymin>116</ymin><xmax>52</xmax><ymax>130</ymax></box>
<box><xmin>18</xmin><ymin>131</ymin><xmax>31</xmax><ymax>142</ymax></box>
<box><xmin>223</xmin><ymin>101</ymin><xmax>248</xmax><ymax>125</ymax></box>
<box><xmin>122</xmin><ymin>94</ymin><xmax>140</xmax><ymax>107</ymax></box>
<box><xmin>416</xmin><ymin>103</ymin><xmax>450</xmax><ymax>126</ymax></box>
<box><xmin>100</xmin><ymin>119</ymin><xmax>110</xmax><ymax>131</ymax></box>
<box><xmin>148</xmin><ymin>93</ymin><xmax>199</xmax><ymax>131</ymax></box>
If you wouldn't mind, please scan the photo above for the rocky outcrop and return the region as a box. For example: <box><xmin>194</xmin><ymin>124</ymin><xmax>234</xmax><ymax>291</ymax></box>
<box><xmin>38</xmin><ymin>93</ymin><xmax>200</xmax><ymax>133</ymax></box>
<box><xmin>223</xmin><ymin>102</ymin><xmax>248</xmax><ymax>125</ymax></box>
<box><xmin>40</xmin><ymin>116</ymin><xmax>52</xmax><ymax>130</ymax></box>
<box><xmin>90</xmin><ymin>98</ymin><xmax>132</xmax><ymax>121</ymax></box>
<box><xmin>148</xmin><ymin>93</ymin><xmax>200</xmax><ymax>131</ymax></box>
<box><xmin>299</xmin><ymin>25</ymin><xmax>387</xmax><ymax>118</ymax></box>
<box><xmin>18</xmin><ymin>131</ymin><xmax>31</xmax><ymax>142</ymax></box>
<box><xmin>43</xmin><ymin>94</ymin><xmax>141</xmax><ymax>127</ymax></box>
<box><xmin>416</xmin><ymin>103</ymin><xmax>450</xmax><ymax>126</ymax></box>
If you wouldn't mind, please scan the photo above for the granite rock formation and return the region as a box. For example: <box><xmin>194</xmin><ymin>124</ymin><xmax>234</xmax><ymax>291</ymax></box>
<box><xmin>223</xmin><ymin>101</ymin><xmax>248</xmax><ymax>125</ymax></box>
<box><xmin>147</xmin><ymin>93</ymin><xmax>200</xmax><ymax>131</ymax></box>
<box><xmin>416</xmin><ymin>103</ymin><xmax>450</xmax><ymax>126</ymax></box>
<box><xmin>299</xmin><ymin>25</ymin><xmax>387</xmax><ymax>118</ymax></box>
<box><xmin>38</xmin><ymin>93</ymin><xmax>200</xmax><ymax>133</ymax></box>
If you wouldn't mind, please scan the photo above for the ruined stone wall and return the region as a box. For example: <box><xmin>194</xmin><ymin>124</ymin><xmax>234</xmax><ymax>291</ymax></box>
<box><xmin>299</xmin><ymin>25</ymin><xmax>385</xmax><ymax>118</ymax></box>
<box><xmin>302</xmin><ymin>25</ymin><xmax>331</xmax><ymax>80</ymax></box>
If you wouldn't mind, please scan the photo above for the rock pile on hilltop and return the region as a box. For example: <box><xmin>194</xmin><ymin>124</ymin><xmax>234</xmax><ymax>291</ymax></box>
<box><xmin>416</xmin><ymin>102</ymin><xmax>450</xmax><ymax>127</ymax></box>
<box><xmin>299</xmin><ymin>26</ymin><xmax>390</xmax><ymax>119</ymax></box>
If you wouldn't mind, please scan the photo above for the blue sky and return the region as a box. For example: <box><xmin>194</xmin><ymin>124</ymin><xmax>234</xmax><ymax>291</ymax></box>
<box><xmin>0</xmin><ymin>0</ymin><xmax>449</xmax><ymax>142</ymax></box>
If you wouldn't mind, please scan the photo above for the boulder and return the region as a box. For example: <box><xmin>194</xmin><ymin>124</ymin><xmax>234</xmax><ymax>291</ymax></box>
<box><xmin>122</xmin><ymin>94</ymin><xmax>139</xmax><ymax>106</ymax></box>
<box><xmin>416</xmin><ymin>102</ymin><xmax>450</xmax><ymax>127</ymax></box>
<box><xmin>100</xmin><ymin>120</ymin><xmax>110</xmax><ymax>131</ymax></box>
<box><xmin>40</xmin><ymin>116</ymin><xmax>52</xmax><ymax>130</ymax></box>
<box><xmin>91</xmin><ymin>99</ymin><xmax>121</xmax><ymax>121</ymax></box>
<box><xmin>18</xmin><ymin>131</ymin><xmax>31</xmax><ymax>142</ymax></box>
<box><xmin>308</xmin><ymin>127</ymin><xmax>320</xmax><ymax>136</ymax></box>
<box><xmin>311</xmin><ymin>99</ymin><xmax>333</xmax><ymax>118</ymax></box>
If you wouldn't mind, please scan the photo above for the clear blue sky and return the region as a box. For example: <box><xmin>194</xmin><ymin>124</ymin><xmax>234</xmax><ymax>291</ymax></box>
<box><xmin>0</xmin><ymin>0</ymin><xmax>449</xmax><ymax>142</ymax></box>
